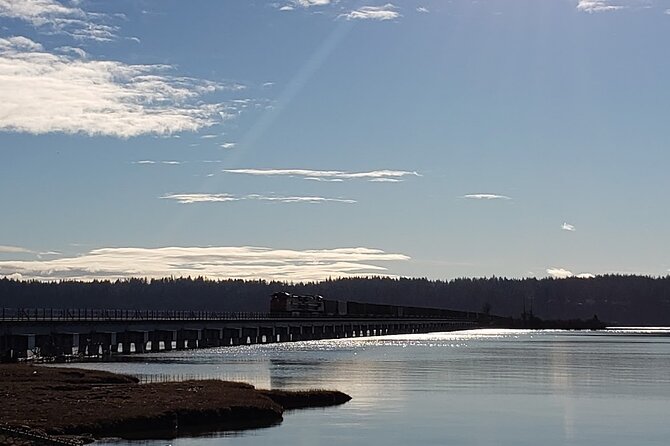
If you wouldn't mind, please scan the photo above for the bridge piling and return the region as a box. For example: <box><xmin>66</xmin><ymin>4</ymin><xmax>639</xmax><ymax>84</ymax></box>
<box><xmin>202</xmin><ymin>328</ymin><xmax>223</xmax><ymax>348</ymax></box>
<box><xmin>177</xmin><ymin>329</ymin><xmax>201</xmax><ymax>349</ymax></box>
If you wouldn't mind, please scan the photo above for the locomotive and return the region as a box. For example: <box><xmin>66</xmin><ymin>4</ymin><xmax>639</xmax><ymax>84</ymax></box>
<box><xmin>270</xmin><ymin>291</ymin><xmax>326</xmax><ymax>315</ymax></box>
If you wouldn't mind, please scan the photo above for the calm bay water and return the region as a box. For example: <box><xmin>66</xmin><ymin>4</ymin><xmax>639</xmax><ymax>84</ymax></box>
<box><xmin>77</xmin><ymin>329</ymin><xmax>670</xmax><ymax>446</ymax></box>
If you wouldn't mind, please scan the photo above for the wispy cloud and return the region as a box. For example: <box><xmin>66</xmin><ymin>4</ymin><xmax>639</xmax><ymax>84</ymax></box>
<box><xmin>161</xmin><ymin>193</ymin><xmax>356</xmax><ymax>204</ymax></box>
<box><xmin>223</xmin><ymin>168</ymin><xmax>419</xmax><ymax>182</ymax></box>
<box><xmin>0</xmin><ymin>36</ymin><xmax>232</xmax><ymax>137</ymax></box>
<box><xmin>220</xmin><ymin>142</ymin><xmax>236</xmax><ymax>149</ymax></box>
<box><xmin>278</xmin><ymin>0</ymin><xmax>331</xmax><ymax>11</ymax></box>
<box><xmin>133</xmin><ymin>160</ymin><xmax>182</xmax><ymax>165</ymax></box>
<box><xmin>577</xmin><ymin>0</ymin><xmax>624</xmax><ymax>13</ymax></box>
<box><xmin>462</xmin><ymin>194</ymin><xmax>512</xmax><ymax>200</ymax></box>
<box><xmin>416</xmin><ymin>6</ymin><xmax>429</xmax><ymax>13</ymax></box>
<box><xmin>0</xmin><ymin>0</ymin><xmax>119</xmax><ymax>41</ymax></box>
<box><xmin>340</xmin><ymin>4</ymin><xmax>401</xmax><ymax>21</ymax></box>
<box><xmin>0</xmin><ymin>246</ymin><xmax>409</xmax><ymax>282</ymax></box>
<box><xmin>561</xmin><ymin>222</ymin><xmax>576</xmax><ymax>232</ymax></box>
<box><xmin>369</xmin><ymin>178</ymin><xmax>402</xmax><ymax>183</ymax></box>
<box><xmin>161</xmin><ymin>193</ymin><xmax>238</xmax><ymax>204</ymax></box>
<box><xmin>304</xmin><ymin>177</ymin><xmax>344</xmax><ymax>182</ymax></box>
<box><xmin>0</xmin><ymin>245</ymin><xmax>32</xmax><ymax>253</ymax></box>
<box><xmin>295</xmin><ymin>0</ymin><xmax>332</xmax><ymax>7</ymax></box>
<box><xmin>547</xmin><ymin>268</ymin><xmax>595</xmax><ymax>279</ymax></box>
<box><xmin>246</xmin><ymin>194</ymin><xmax>356</xmax><ymax>204</ymax></box>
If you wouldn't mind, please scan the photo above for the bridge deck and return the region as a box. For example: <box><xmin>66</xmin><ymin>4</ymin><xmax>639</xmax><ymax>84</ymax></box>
<box><xmin>1</xmin><ymin>307</ymin><xmax>486</xmax><ymax>362</ymax></box>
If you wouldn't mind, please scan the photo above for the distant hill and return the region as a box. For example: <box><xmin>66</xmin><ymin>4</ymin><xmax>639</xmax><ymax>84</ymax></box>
<box><xmin>1</xmin><ymin>275</ymin><xmax>669</xmax><ymax>325</ymax></box>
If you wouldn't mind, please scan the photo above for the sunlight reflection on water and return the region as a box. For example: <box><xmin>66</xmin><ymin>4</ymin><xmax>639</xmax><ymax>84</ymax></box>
<box><xmin>72</xmin><ymin>329</ymin><xmax>670</xmax><ymax>446</ymax></box>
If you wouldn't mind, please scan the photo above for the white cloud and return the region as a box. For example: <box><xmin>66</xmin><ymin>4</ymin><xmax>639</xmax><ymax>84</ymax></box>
<box><xmin>55</xmin><ymin>46</ymin><xmax>87</xmax><ymax>58</ymax></box>
<box><xmin>305</xmin><ymin>177</ymin><xmax>345</xmax><ymax>182</ymax></box>
<box><xmin>340</xmin><ymin>4</ymin><xmax>401</xmax><ymax>21</ymax></box>
<box><xmin>223</xmin><ymin>168</ymin><xmax>420</xmax><ymax>181</ymax></box>
<box><xmin>0</xmin><ymin>36</ymin><xmax>231</xmax><ymax>137</ymax></box>
<box><xmin>161</xmin><ymin>193</ymin><xmax>356</xmax><ymax>204</ymax></box>
<box><xmin>247</xmin><ymin>194</ymin><xmax>356</xmax><ymax>204</ymax></box>
<box><xmin>0</xmin><ymin>245</ymin><xmax>32</xmax><ymax>253</ymax></box>
<box><xmin>0</xmin><ymin>35</ymin><xmax>42</xmax><ymax>51</ymax></box>
<box><xmin>133</xmin><ymin>160</ymin><xmax>182</xmax><ymax>165</ymax></box>
<box><xmin>416</xmin><ymin>6</ymin><xmax>429</xmax><ymax>13</ymax></box>
<box><xmin>369</xmin><ymin>178</ymin><xmax>402</xmax><ymax>183</ymax></box>
<box><xmin>278</xmin><ymin>0</ymin><xmax>330</xmax><ymax>11</ymax></box>
<box><xmin>295</xmin><ymin>0</ymin><xmax>331</xmax><ymax>7</ymax></box>
<box><xmin>462</xmin><ymin>194</ymin><xmax>511</xmax><ymax>200</ymax></box>
<box><xmin>161</xmin><ymin>193</ymin><xmax>238</xmax><ymax>204</ymax></box>
<box><xmin>561</xmin><ymin>222</ymin><xmax>576</xmax><ymax>231</ymax></box>
<box><xmin>547</xmin><ymin>268</ymin><xmax>595</xmax><ymax>279</ymax></box>
<box><xmin>0</xmin><ymin>246</ymin><xmax>409</xmax><ymax>282</ymax></box>
<box><xmin>664</xmin><ymin>8</ymin><xmax>670</xmax><ymax>14</ymax></box>
<box><xmin>547</xmin><ymin>268</ymin><xmax>574</xmax><ymax>279</ymax></box>
<box><xmin>577</xmin><ymin>0</ymin><xmax>624</xmax><ymax>13</ymax></box>
<box><xmin>220</xmin><ymin>142</ymin><xmax>236</xmax><ymax>149</ymax></box>
<box><xmin>0</xmin><ymin>0</ymin><xmax>119</xmax><ymax>41</ymax></box>
<box><xmin>200</xmin><ymin>134</ymin><xmax>218</xmax><ymax>139</ymax></box>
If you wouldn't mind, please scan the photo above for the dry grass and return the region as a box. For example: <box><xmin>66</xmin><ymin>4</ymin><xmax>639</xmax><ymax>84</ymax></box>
<box><xmin>0</xmin><ymin>364</ymin><xmax>350</xmax><ymax>442</ymax></box>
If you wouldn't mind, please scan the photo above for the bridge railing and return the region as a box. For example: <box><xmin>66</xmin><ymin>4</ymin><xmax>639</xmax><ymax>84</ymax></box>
<box><xmin>0</xmin><ymin>308</ymin><xmax>481</xmax><ymax>322</ymax></box>
<box><xmin>0</xmin><ymin>308</ymin><xmax>273</xmax><ymax>322</ymax></box>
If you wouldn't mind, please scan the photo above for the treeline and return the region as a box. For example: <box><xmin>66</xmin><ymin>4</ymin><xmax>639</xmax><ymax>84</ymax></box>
<box><xmin>1</xmin><ymin>275</ymin><xmax>669</xmax><ymax>325</ymax></box>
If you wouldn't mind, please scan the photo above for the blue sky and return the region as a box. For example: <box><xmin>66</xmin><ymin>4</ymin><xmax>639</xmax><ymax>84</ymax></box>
<box><xmin>1</xmin><ymin>0</ymin><xmax>669</xmax><ymax>282</ymax></box>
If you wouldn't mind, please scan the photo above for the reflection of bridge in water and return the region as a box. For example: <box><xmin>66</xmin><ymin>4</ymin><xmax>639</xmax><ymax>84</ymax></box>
<box><xmin>0</xmin><ymin>308</ymin><xmax>484</xmax><ymax>362</ymax></box>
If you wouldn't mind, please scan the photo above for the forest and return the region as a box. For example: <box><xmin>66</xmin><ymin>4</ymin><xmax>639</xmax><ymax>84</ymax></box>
<box><xmin>1</xmin><ymin>275</ymin><xmax>669</xmax><ymax>325</ymax></box>
<box><xmin>0</xmin><ymin>275</ymin><xmax>670</xmax><ymax>325</ymax></box>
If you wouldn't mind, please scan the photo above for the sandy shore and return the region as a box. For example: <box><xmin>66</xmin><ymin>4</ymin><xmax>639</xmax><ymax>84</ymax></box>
<box><xmin>0</xmin><ymin>364</ymin><xmax>350</xmax><ymax>444</ymax></box>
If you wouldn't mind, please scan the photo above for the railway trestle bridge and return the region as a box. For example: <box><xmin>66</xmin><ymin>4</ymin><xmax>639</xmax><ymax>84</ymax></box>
<box><xmin>1</xmin><ymin>308</ymin><xmax>484</xmax><ymax>362</ymax></box>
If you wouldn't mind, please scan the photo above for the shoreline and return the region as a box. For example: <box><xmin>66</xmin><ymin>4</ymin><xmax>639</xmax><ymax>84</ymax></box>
<box><xmin>0</xmin><ymin>364</ymin><xmax>351</xmax><ymax>444</ymax></box>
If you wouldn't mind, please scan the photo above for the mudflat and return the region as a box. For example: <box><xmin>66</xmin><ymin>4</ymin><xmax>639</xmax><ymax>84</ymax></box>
<box><xmin>0</xmin><ymin>364</ymin><xmax>351</xmax><ymax>443</ymax></box>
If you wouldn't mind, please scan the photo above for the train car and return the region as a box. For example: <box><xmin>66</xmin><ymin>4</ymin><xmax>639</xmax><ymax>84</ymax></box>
<box><xmin>270</xmin><ymin>292</ymin><xmax>487</xmax><ymax>320</ymax></box>
<box><xmin>270</xmin><ymin>292</ymin><xmax>325</xmax><ymax>316</ymax></box>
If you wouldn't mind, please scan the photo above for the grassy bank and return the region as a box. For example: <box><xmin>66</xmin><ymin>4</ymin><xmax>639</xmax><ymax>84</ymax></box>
<box><xmin>0</xmin><ymin>364</ymin><xmax>351</xmax><ymax>444</ymax></box>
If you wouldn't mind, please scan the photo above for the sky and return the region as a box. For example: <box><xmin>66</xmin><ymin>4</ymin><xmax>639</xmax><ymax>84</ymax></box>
<box><xmin>1</xmin><ymin>0</ymin><xmax>669</xmax><ymax>282</ymax></box>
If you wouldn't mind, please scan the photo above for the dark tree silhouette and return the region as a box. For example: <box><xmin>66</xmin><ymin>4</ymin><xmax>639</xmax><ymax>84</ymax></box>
<box><xmin>1</xmin><ymin>275</ymin><xmax>669</xmax><ymax>325</ymax></box>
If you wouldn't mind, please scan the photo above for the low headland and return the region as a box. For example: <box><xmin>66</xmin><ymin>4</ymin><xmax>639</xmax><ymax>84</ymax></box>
<box><xmin>0</xmin><ymin>364</ymin><xmax>351</xmax><ymax>445</ymax></box>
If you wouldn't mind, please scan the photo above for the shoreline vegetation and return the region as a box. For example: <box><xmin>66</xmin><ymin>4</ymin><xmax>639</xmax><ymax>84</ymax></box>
<box><xmin>0</xmin><ymin>364</ymin><xmax>351</xmax><ymax>445</ymax></box>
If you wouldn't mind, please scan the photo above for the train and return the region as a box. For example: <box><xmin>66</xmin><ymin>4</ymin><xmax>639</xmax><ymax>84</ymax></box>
<box><xmin>270</xmin><ymin>291</ymin><xmax>485</xmax><ymax>320</ymax></box>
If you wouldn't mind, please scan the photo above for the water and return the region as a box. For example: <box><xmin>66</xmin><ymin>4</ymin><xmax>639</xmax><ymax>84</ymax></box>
<box><xmin>68</xmin><ymin>329</ymin><xmax>670</xmax><ymax>446</ymax></box>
